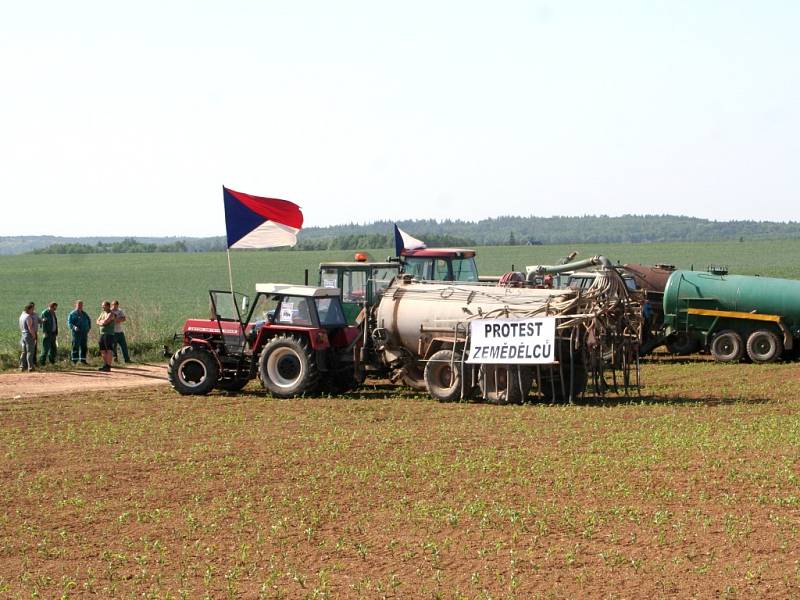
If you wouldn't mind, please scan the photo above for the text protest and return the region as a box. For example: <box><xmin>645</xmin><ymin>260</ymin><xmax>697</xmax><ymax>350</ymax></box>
<box><xmin>467</xmin><ymin>317</ymin><xmax>556</xmax><ymax>364</ymax></box>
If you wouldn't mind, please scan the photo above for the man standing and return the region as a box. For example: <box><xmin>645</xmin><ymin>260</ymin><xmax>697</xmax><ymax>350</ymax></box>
<box><xmin>111</xmin><ymin>300</ymin><xmax>131</xmax><ymax>363</ymax></box>
<box><xmin>18</xmin><ymin>303</ymin><xmax>37</xmax><ymax>372</ymax></box>
<box><xmin>96</xmin><ymin>301</ymin><xmax>115</xmax><ymax>372</ymax></box>
<box><xmin>39</xmin><ymin>302</ymin><xmax>59</xmax><ymax>365</ymax></box>
<box><xmin>67</xmin><ymin>300</ymin><xmax>91</xmax><ymax>365</ymax></box>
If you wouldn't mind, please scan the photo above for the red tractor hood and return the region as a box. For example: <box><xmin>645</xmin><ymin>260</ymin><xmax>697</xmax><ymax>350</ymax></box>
<box><xmin>184</xmin><ymin>319</ymin><xmax>244</xmax><ymax>336</ymax></box>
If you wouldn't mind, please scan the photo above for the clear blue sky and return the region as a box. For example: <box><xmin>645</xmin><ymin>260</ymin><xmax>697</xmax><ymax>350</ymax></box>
<box><xmin>2</xmin><ymin>1</ymin><xmax>798</xmax><ymax>237</ymax></box>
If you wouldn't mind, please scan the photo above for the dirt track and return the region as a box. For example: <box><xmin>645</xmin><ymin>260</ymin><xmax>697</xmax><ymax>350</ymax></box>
<box><xmin>0</xmin><ymin>362</ymin><xmax>168</xmax><ymax>399</ymax></box>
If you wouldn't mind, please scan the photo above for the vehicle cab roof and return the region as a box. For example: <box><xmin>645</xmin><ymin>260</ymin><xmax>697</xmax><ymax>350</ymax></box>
<box><xmin>319</xmin><ymin>261</ymin><xmax>399</xmax><ymax>268</ymax></box>
<box><xmin>401</xmin><ymin>248</ymin><xmax>476</xmax><ymax>258</ymax></box>
<box><xmin>255</xmin><ymin>283</ymin><xmax>341</xmax><ymax>298</ymax></box>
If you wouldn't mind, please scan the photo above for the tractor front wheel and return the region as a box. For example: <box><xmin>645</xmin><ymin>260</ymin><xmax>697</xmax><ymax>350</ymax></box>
<box><xmin>168</xmin><ymin>346</ymin><xmax>219</xmax><ymax>395</ymax></box>
<box><xmin>258</xmin><ymin>335</ymin><xmax>319</xmax><ymax>398</ymax></box>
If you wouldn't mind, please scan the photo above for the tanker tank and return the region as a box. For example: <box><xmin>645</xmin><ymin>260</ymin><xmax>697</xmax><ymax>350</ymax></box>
<box><xmin>662</xmin><ymin>270</ymin><xmax>800</xmax><ymax>363</ymax></box>
<box><xmin>371</xmin><ymin>273</ymin><xmax>641</xmax><ymax>404</ymax></box>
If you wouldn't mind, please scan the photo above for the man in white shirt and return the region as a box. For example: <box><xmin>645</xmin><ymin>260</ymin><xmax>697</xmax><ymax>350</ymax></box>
<box><xmin>18</xmin><ymin>302</ymin><xmax>37</xmax><ymax>371</ymax></box>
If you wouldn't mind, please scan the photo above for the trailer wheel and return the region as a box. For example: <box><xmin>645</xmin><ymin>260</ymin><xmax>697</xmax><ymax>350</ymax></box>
<box><xmin>401</xmin><ymin>361</ymin><xmax>427</xmax><ymax>391</ymax></box>
<box><xmin>666</xmin><ymin>331</ymin><xmax>699</xmax><ymax>356</ymax></box>
<box><xmin>479</xmin><ymin>365</ymin><xmax>533</xmax><ymax>405</ymax></box>
<box><xmin>168</xmin><ymin>346</ymin><xmax>219</xmax><ymax>395</ymax></box>
<box><xmin>746</xmin><ymin>329</ymin><xmax>782</xmax><ymax>363</ymax></box>
<box><xmin>424</xmin><ymin>350</ymin><xmax>462</xmax><ymax>402</ymax></box>
<box><xmin>710</xmin><ymin>330</ymin><xmax>744</xmax><ymax>362</ymax></box>
<box><xmin>259</xmin><ymin>335</ymin><xmax>319</xmax><ymax>398</ymax></box>
<box><xmin>539</xmin><ymin>361</ymin><xmax>588</xmax><ymax>403</ymax></box>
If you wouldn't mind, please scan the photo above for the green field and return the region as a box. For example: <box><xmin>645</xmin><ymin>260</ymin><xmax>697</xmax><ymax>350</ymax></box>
<box><xmin>2</xmin><ymin>239</ymin><xmax>800</xmax><ymax>367</ymax></box>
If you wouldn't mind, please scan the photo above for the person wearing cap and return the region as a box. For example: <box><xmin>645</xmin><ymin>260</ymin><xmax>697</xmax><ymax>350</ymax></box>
<box><xmin>39</xmin><ymin>302</ymin><xmax>59</xmax><ymax>365</ymax></box>
<box><xmin>18</xmin><ymin>302</ymin><xmax>37</xmax><ymax>372</ymax></box>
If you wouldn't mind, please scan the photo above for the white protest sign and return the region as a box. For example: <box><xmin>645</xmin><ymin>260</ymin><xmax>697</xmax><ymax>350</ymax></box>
<box><xmin>467</xmin><ymin>317</ymin><xmax>556</xmax><ymax>364</ymax></box>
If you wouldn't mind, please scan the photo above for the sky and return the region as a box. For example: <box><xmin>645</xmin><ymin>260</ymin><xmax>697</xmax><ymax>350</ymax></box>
<box><xmin>1</xmin><ymin>0</ymin><xmax>799</xmax><ymax>237</ymax></box>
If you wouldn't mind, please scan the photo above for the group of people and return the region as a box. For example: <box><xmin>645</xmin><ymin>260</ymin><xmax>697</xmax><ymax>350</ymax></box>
<box><xmin>18</xmin><ymin>299</ymin><xmax>131</xmax><ymax>373</ymax></box>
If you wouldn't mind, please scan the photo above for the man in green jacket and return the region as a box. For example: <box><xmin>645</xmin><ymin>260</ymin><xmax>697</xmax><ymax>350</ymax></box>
<box><xmin>67</xmin><ymin>300</ymin><xmax>91</xmax><ymax>365</ymax></box>
<box><xmin>39</xmin><ymin>302</ymin><xmax>59</xmax><ymax>365</ymax></box>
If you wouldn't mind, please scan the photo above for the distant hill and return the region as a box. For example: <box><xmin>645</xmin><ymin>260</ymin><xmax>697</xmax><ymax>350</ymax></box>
<box><xmin>297</xmin><ymin>215</ymin><xmax>800</xmax><ymax>248</ymax></box>
<box><xmin>0</xmin><ymin>236</ymin><xmax>225</xmax><ymax>255</ymax></box>
<box><xmin>2</xmin><ymin>215</ymin><xmax>799</xmax><ymax>255</ymax></box>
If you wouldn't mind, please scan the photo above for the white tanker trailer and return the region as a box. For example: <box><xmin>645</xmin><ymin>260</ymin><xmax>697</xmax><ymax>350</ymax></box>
<box><xmin>370</xmin><ymin>266</ymin><xmax>642</xmax><ymax>403</ymax></box>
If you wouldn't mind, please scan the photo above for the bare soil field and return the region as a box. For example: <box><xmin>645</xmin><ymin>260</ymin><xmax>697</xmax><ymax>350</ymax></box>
<box><xmin>1</xmin><ymin>360</ymin><xmax>799</xmax><ymax>598</ymax></box>
<box><xmin>0</xmin><ymin>363</ymin><xmax>167</xmax><ymax>400</ymax></box>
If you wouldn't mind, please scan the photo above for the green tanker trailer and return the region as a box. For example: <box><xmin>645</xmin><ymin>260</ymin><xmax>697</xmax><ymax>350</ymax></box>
<box><xmin>662</xmin><ymin>270</ymin><xmax>800</xmax><ymax>363</ymax></box>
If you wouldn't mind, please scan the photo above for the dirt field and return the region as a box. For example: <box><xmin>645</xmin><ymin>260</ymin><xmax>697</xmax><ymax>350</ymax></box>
<box><xmin>0</xmin><ymin>363</ymin><xmax>167</xmax><ymax>400</ymax></box>
<box><xmin>1</xmin><ymin>360</ymin><xmax>799</xmax><ymax>598</ymax></box>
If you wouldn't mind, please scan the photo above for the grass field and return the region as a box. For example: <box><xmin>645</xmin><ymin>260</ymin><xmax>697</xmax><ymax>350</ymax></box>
<box><xmin>2</xmin><ymin>239</ymin><xmax>800</xmax><ymax>367</ymax></box>
<box><xmin>1</xmin><ymin>359</ymin><xmax>799</xmax><ymax>598</ymax></box>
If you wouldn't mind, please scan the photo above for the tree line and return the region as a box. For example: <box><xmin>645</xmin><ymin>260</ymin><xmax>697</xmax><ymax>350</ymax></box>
<box><xmin>20</xmin><ymin>214</ymin><xmax>800</xmax><ymax>255</ymax></box>
<box><xmin>32</xmin><ymin>238</ymin><xmax>190</xmax><ymax>254</ymax></box>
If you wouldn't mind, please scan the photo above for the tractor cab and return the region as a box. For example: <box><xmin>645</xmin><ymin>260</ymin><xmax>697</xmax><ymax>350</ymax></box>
<box><xmin>400</xmin><ymin>248</ymin><xmax>479</xmax><ymax>282</ymax></box>
<box><xmin>168</xmin><ymin>284</ymin><xmax>362</xmax><ymax>397</ymax></box>
<box><xmin>319</xmin><ymin>260</ymin><xmax>401</xmax><ymax>324</ymax></box>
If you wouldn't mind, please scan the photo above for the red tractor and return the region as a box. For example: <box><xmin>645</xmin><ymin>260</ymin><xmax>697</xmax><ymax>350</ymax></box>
<box><xmin>167</xmin><ymin>284</ymin><xmax>363</xmax><ymax>397</ymax></box>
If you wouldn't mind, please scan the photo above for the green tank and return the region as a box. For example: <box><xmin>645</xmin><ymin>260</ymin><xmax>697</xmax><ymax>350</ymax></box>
<box><xmin>662</xmin><ymin>270</ymin><xmax>800</xmax><ymax>363</ymax></box>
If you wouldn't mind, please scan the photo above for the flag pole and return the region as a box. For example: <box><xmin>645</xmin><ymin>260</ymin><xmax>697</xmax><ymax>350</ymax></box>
<box><xmin>226</xmin><ymin>248</ymin><xmax>235</xmax><ymax>296</ymax></box>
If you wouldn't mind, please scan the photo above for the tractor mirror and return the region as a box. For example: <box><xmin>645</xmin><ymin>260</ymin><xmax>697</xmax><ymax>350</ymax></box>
<box><xmin>241</xmin><ymin>296</ymin><xmax>249</xmax><ymax>313</ymax></box>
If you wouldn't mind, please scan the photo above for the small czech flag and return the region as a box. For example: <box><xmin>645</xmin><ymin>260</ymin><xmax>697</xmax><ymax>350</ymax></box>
<box><xmin>393</xmin><ymin>224</ymin><xmax>427</xmax><ymax>257</ymax></box>
<box><xmin>223</xmin><ymin>186</ymin><xmax>304</xmax><ymax>249</ymax></box>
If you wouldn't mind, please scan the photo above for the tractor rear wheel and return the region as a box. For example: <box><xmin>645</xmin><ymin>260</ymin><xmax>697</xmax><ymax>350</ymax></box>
<box><xmin>258</xmin><ymin>335</ymin><xmax>319</xmax><ymax>398</ymax></box>
<box><xmin>746</xmin><ymin>329</ymin><xmax>782</xmax><ymax>363</ymax></box>
<box><xmin>168</xmin><ymin>346</ymin><xmax>219</xmax><ymax>395</ymax></box>
<box><xmin>710</xmin><ymin>330</ymin><xmax>744</xmax><ymax>362</ymax></box>
<box><xmin>424</xmin><ymin>349</ymin><xmax>462</xmax><ymax>402</ymax></box>
<box><xmin>479</xmin><ymin>365</ymin><xmax>533</xmax><ymax>405</ymax></box>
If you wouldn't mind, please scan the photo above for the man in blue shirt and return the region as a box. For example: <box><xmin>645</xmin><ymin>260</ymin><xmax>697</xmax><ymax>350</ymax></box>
<box><xmin>67</xmin><ymin>300</ymin><xmax>91</xmax><ymax>365</ymax></box>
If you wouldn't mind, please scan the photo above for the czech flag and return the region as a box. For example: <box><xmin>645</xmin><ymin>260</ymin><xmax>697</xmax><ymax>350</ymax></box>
<box><xmin>394</xmin><ymin>224</ymin><xmax>426</xmax><ymax>257</ymax></box>
<box><xmin>223</xmin><ymin>186</ymin><xmax>304</xmax><ymax>249</ymax></box>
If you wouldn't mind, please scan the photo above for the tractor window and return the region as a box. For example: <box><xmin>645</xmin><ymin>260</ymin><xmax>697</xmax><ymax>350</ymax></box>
<box><xmin>452</xmin><ymin>257</ymin><xmax>478</xmax><ymax>282</ymax></box>
<box><xmin>372</xmin><ymin>267</ymin><xmax>399</xmax><ymax>296</ymax></box>
<box><xmin>403</xmin><ymin>257</ymin><xmax>430</xmax><ymax>280</ymax></box>
<box><xmin>249</xmin><ymin>293</ymin><xmax>279</xmax><ymax>326</ymax></box>
<box><xmin>343</xmin><ymin>270</ymin><xmax>367</xmax><ymax>302</ymax></box>
<box><xmin>320</xmin><ymin>268</ymin><xmax>338</xmax><ymax>289</ymax></box>
<box><xmin>433</xmin><ymin>259</ymin><xmax>450</xmax><ymax>280</ymax></box>
<box><xmin>316</xmin><ymin>297</ymin><xmax>346</xmax><ymax>327</ymax></box>
<box><xmin>276</xmin><ymin>296</ymin><xmax>314</xmax><ymax>327</ymax></box>
<box><xmin>210</xmin><ymin>291</ymin><xmax>249</xmax><ymax>322</ymax></box>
